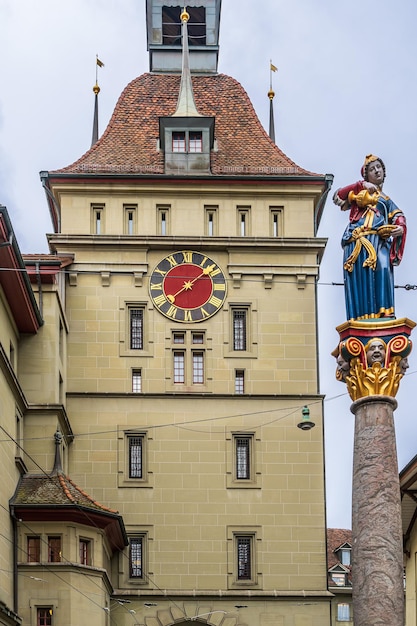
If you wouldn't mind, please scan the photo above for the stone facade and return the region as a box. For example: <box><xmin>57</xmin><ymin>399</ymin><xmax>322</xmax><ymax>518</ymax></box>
<box><xmin>0</xmin><ymin>2</ymin><xmax>334</xmax><ymax>624</ymax></box>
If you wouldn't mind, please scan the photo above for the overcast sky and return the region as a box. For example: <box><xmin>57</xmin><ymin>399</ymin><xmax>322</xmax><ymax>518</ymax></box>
<box><xmin>1</xmin><ymin>0</ymin><xmax>417</xmax><ymax>529</ymax></box>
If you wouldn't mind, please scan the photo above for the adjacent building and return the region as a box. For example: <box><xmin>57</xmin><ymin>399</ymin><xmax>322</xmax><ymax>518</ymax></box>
<box><xmin>327</xmin><ymin>529</ymin><xmax>353</xmax><ymax>624</ymax></box>
<box><xmin>1</xmin><ymin>2</ymin><xmax>334</xmax><ymax>625</ymax></box>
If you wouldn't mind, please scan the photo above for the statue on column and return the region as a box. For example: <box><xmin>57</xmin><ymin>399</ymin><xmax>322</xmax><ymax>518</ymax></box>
<box><xmin>332</xmin><ymin>154</ymin><xmax>414</xmax><ymax>400</ymax></box>
<box><xmin>333</xmin><ymin>154</ymin><xmax>406</xmax><ymax>322</ymax></box>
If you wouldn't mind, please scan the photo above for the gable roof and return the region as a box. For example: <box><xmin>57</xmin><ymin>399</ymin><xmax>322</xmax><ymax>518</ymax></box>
<box><xmin>53</xmin><ymin>73</ymin><xmax>318</xmax><ymax>178</ymax></box>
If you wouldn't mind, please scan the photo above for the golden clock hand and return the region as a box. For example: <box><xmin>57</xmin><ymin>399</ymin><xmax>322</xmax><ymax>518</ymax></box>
<box><xmin>166</xmin><ymin>265</ymin><xmax>214</xmax><ymax>303</ymax></box>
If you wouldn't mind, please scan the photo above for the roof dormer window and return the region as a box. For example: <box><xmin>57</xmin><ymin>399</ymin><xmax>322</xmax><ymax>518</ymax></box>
<box><xmin>172</xmin><ymin>131</ymin><xmax>186</xmax><ymax>152</ymax></box>
<box><xmin>172</xmin><ymin>130</ymin><xmax>202</xmax><ymax>153</ymax></box>
<box><xmin>189</xmin><ymin>131</ymin><xmax>202</xmax><ymax>152</ymax></box>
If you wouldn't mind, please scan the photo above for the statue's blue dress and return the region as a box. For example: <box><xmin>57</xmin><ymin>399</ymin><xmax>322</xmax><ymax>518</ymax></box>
<box><xmin>336</xmin><ymin>182</ymin><xmax>406</xmax><ymax>321</ymax></box>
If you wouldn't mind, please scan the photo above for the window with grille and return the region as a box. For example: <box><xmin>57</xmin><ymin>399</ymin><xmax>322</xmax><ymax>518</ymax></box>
<box><xmin>235</xmin><ymin>370</ymin><xmax>245</xmax><ymax>394</ymax></box>
<box><xmin>236</xmin><ymin>436</ymin><xmax>251</xmax><ymax>479</ymax></box>
<box><xmin>192</xmin><ymin>351</ymin><xmax>204</xmax><ymax>384</ymax></box>
<box><xmin>174</xmin><ymin>351</ymin><xmax>185</xmax><ymax>383</ymax></box>
<box><xmin>237</xmin><ymin>536</ymin><xmax>252</xmax><ymax>580</ymax></box>
<box><xmin>233</xmin><ymin>309</ymin><xmax>247</xmax><ymax>350</ymax></box>
<box><xmin>129</xmin><ymin>436</ymin><xmax>143</xmax><ymax>478</ymax></box>
<box><xmin>37</xmin><ymin>608</ymin><xmax>52</xmax><ymax>626</ymax></box>
<box><xmin>79</xmin><ymin>539</ymin><xmax>91</xmax><ymax>565</ymax></box>
<box><xmin>132</xmin><ymin>369</ymin><xmax>142</xmax><ymax>393</ymax></box>
<box><xmin>48</xmin><ymin>536</ymin><xmax>61</xmax><ymax>563</ymax></box>
<box><xmin>27</xmin><ymin>536</ymin><xmax>40</xmax><ymax>562</ymax></box>
<box><xmin>129</xmin><ymin>537</ymin><xmax>143</xmax><ymax>578</ymax></box>
<box><xmin>130</xmin><ymin>308</ymin><xmax>144</xmax><ymax>349</ymax></box>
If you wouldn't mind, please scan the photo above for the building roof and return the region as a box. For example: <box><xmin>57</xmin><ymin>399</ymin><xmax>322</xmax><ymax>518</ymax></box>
<box><xmin>0</xmin><ymin>206</ymin><xmax>43</xmax><ymax>333</ymax></box>
<box><xmin>11</xmin><ymin>473</ymin><xmax>119</xmax><ymax>513</ymax></box>
<box><xmin>53</xmin><ymin>73</ymin><xmax>317</xmax><ymax>177</ymax></box>
<box><xmin>327</xmin><ymin>528</ymin><xmax>352</xmax><ymax>588</ymax></box>
<box><xmin>10</xmin><ymin>435</ymin><xmax>128</xmax><ymax>551</ymax></box>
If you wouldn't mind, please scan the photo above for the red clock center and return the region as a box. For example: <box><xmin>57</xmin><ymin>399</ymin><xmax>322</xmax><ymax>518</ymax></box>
<box><xmin>164</xmin><ymin>264</ymin><xmax>213</xmax><ymax>309</ymax></box>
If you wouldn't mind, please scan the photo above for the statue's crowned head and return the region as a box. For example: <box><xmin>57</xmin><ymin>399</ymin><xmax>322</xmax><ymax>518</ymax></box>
<box><xmin>361</xmin><ymin>154</ymin><xmax>386</xmax><ymax>182</ymax></box>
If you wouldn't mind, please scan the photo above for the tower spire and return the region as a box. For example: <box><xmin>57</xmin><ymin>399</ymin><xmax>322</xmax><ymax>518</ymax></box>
<box><xmin>268</xmin><ymin>61</ymin><xmax>277</xmax><ymax>143</ymax></box>
<box><xmin>91</xmin><ymin>56</ymin><xmax>104</xmax><ymax>147</ymax></box>
<box><xmin>172</xmin><ymin>8</ymin><xmax>201</xmax><ymax>117</ymax></box>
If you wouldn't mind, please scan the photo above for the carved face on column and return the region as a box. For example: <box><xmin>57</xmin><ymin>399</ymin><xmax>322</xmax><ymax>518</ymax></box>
<box><xmin>365</xmin><ymin>340</ymin><xmax>386</xmax><ymax>367</ymax></box>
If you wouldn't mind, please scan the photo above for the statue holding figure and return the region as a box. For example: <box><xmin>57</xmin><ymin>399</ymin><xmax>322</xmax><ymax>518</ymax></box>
<box><xmin>333</xmin><ymin>154</ymin><xmax>406</xmax><ymax>321</ymax></box>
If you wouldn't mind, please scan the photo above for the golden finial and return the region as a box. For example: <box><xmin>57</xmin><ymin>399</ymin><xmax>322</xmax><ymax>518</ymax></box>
<box><xmin>93</xmin><ymin>82</ymin><xmax>100</xmax><ymax>95</ymax></box>
<box><xmin>180</xmin><ymin>7</ymin><xmax>189</xmax><ymax>21</ymax></box>
<box><xmin>268</xmin><ymin>88</ymin><xmax>275</xmax><ymax>100</ymax></box>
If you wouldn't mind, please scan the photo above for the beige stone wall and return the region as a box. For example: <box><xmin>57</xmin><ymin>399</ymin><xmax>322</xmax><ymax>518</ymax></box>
<box><xmin>25</xmin><ymin>176</ymin><xmax>330</xmax><ymax>624</ymax></box>
<box><xmin>56</xmin><ymin>182</ymin><xmax>322</xmax><ymax>239</ymax></box>
<box><xmin>0</xmin><ymin>290</ymin><xmax>24</xmax><ymax>614</ymax></box>
<box><xmin>65</xmin><ymin>395</ymin><xmax>326</xmax><ymax>594</ymax></box>
<box><xmin>18</xmin><ymin>286</ymin><xmax>67</xmax><ymax>406</ymax></box>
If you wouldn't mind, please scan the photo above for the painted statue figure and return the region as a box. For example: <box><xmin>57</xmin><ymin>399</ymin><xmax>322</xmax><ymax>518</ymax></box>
<box><xmin>333</xmin><ymin>154</ymin><xmax>406</xmax><ymax>321</ymax></box>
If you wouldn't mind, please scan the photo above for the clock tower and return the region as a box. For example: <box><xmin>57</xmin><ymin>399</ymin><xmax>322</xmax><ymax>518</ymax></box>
<box><xmin>28</xmin><ymin>1</ymin><xmax>335</xmax><ymax>625</ymax></box>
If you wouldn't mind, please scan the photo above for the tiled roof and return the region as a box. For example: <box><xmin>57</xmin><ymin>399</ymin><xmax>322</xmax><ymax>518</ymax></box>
<box><xmin>327</xmin><ymin>528</ymin><xmax>352</xmax><ymax>568</ymax></box>
<box><xmin>11</xmin><ymin>473</ymin><xmax>119</xmax><ymax>514</ymax></box>
<box><xmin>327</xmin><ymin>528</ymin><xmax>352</xmax><ymax>587</ymax></box>
<box><xmin>54</xmin><ymin>73</ymin><xmax>316</xmax><ymax>177</ymax></box>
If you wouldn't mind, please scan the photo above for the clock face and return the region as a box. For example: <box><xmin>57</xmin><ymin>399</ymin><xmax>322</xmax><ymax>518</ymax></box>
<box><xmin>149</xmin><ymin>250</ymin><xmax>227</xmax><ymax>323</ymax></box>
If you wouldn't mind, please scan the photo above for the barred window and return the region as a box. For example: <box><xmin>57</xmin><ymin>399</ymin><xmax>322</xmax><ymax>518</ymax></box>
<box><xmin>235</xmin><ymin>370</ymin><xmax>245</xmax><ymax>394</ymax></box>
<box><xmin>129</xmin><ymin>436</ymin><xmax>143</xmax><ymax>478</ymax></box>
<box><xmin>233</xmin><ymin>309</ymin><xmax>247</xmax><ymax>350</ymax></box>
<box><xmin>192</xmin><ymin>352</ymin><xmax>204</xmax><ymax>384</ymax></box>
<box><xmin>130</xmin><ymin>537</ymin><xmax>143</xmax><ymax>578</ymax></box>
<box><xmin>130</xmin><ymin>308</ymin><xmax>144</xmax><ymax>350</ymax></box>
<box><xmin>236</xmin><ymin>436</ymin><xmax>251</xmax><ymax>479</ymax></box>
<box><xmin>174</xmin><ymin>351</ymin><xmax>185</xmax><ymax>383</ymax></box>
<box><xmin>132</xmin><ymin>369</ymin><xmax>142</xmax><ymax>393</ymax></box>
<box><xmin>237</xmin><ymin>536</ymin><xmax>252</xmax><ymax>580</ymax></box>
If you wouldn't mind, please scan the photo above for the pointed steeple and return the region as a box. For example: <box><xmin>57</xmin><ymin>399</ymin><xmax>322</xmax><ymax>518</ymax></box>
<box><xmin>268</xmin><ymin>88</ymin><xmax>275</xmax><ymax>144</ymax></box>
<box><xmin>172</xmin><ymin>8</ymin><xmax>202</xmax><ymax>118</ymax></box>
<box><xmin>268</xmin><ymin>61</ymin><xmax>277</xmax><ymax>143</ymax></box>
<box><xmin>91</xmin><ymin>57</ymin><xmax>104</xmax><ymax>147</ymax></box>
<box><xmin>91</xmin><ymin>82</ymin><xmax>100</xmax><ymax>147</ymax></box>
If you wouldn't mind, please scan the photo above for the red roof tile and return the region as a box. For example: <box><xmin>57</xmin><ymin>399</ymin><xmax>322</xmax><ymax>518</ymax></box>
<box><xmin>55</xmin><ymin>73</ymin><xmax>317</xmax><ymax>177</ymax></box>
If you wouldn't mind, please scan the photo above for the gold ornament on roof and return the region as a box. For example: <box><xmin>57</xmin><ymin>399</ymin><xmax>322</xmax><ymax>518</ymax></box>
<box><xmin>181</xmin><ymin>7</ymin><xmax>190</xmax><ymax>22</ymax></box>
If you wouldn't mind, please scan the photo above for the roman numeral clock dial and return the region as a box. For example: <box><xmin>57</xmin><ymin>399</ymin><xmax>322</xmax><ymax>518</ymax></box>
<box><xmin>149</xmin><ymin>251</ymin><xmax>227</xmax><ymax>322</ymax></box>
